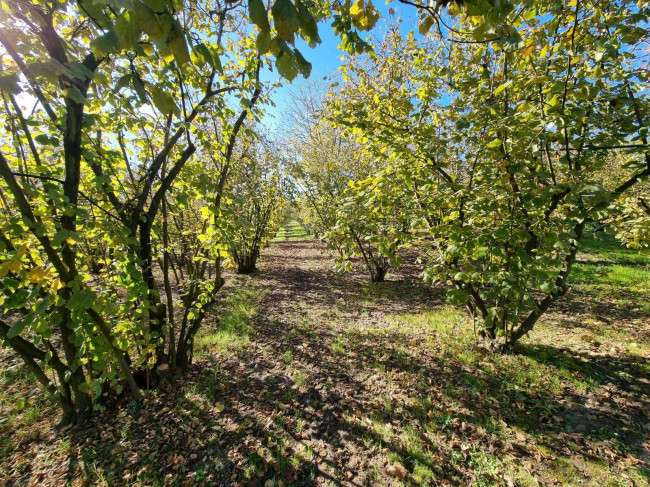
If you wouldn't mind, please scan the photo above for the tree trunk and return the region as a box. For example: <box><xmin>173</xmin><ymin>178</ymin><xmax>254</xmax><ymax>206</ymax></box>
<box><xmin>371</xmin><ymin>265</ymin><xmax>387</xmax><ymax>282</ymax></box>
<box><xmin>60</xmin><ymin>96</ymin><xmax>95</xmax><ymax>423</ymax></box>
<box><xmin>237</xmin><ymin>249</ymin><xmax>259</xmax><ymax>274</ymax></box>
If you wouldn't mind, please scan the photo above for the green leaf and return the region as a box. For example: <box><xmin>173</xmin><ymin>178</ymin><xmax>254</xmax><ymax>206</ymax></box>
<box><xmin>4</xmin><ymin>289</ymin><xmax>28</xmax><ymax>310</ymax></box>
<box><xmin>66</xmin><ymin>290</ymin><xmax>96</xmax><ymax>311</ymax></box>
<box><xmin>0</xmin><ymin>72</ymin><xmax>21</xmax><ymax>94</ymax></box>
<box><xmin>295</xmin><ymin>0</ymin><xmax>320</xmax><ymax>46</ymax></box>
<box><xmin>191</xmin><ymin>43</ymin><xmax>208</xmax><ymax>68</ymax></box>
<box><xmin>249</xmin><ymin>0</ymin><xmax>270</xmax><ymax>34</ymax></box>
<box><xmin>143</xmin><ymin>0</ymin><xmax>168</xmax><ymax>9</ymax></box>
<box><xmin>34</xmin><ymin>297</ymin><xmax>50</xmax><ymax>315</ymax></box>
<box><xmin>115</xmin><ymin>11</ymin><xmax>140</xmax><ymax>49</ymax></box>
<box><xmin>447</xmin><ymin>288</ymin><xmax>469</xmax><ymax>305</ymax></box>
<box><xmin>419</xmin><ymin>15</ymin><xmax>435</xmax><ymax>35</ymax></box>
<box><xmin>293</xmin><ymin>48</ymin><xmax>312</xmax><ymax>78</ymax></box>
<box><xmin>50</xmin><ymin>311</ymin><xmax>62</xmax><ymax>325</ymax></box>
<box><xmin>151</xmin><ymin>86</ymin><xmax>179</xmax><ymax>116</ymax></box>
<box><xmin>2</xmin><ymin>278</ymin><xmax>19</xmax><ymax>291</ymax></box>
<box><xmin>168</xmin><ymin>20</ymin><xmax>191</xmax><ymax>66</ymax></box>
<box><xmin>257</xmin><ymin>30</ymin><xmax>272</xmax><ymax>54</ymax></box>
<box><xmin>90</xmin><ymin>30</ymin><xmax>119</xmax><ymax>57</ymax></box>
<box><xmin>271</xmin><ymin>0</ymin><xmax>300</xmax><ymax>43</ymax></box>
<box><xmin>115</xmin><ymin>74</ymin><xmax>132</xmax><ymax>91</ymax></box>
<box><xmin>64</xmin><ymin>87</ymin><xmax>86</xmax><ymax>104</ymax></box>
<box><xmin>68</xmin><ymin>62</ymin><xmax>95</xmax><ymax>81</ymax></box>
<box><xmin>52</xmin><ymin>230</ymin><xmax>71</xmax><ymax>247</ymax></box>
<box><xmin>270</xmin><ymin>37</ymin><xmax>292</xmax><ymax>57</ymax></box>
<box><xmin>453</xmin><ymin>272</ymin><xmax>469</xmax><ymax>282</ymax></box>
<box><xmin>208</xmin><ymin>46</ymin><xmax>223</xmax><ymax>72</ymax></box>
<box><xmin>134</xmin><ymin>1</ymin><xmax>164</xmax><ymax>39</ymax></box>
<box><xmin>275</xmin><ymin>50</ymin><xmax>298</xmax><ymax>81</ymax></box>
<box><xmin>34</xmin><ymin>134</ymin><xmax>59</xmax><ymax>146</ymax></box>
<box><xmin>486</xmin><ymin>138</ymin><xmax>502</xmax><ymax>148</ymax></box>
<box><xmin>540</xmin><ymin>282</ymin><xmax>554</xmax><ymax>293</ymax></box>
<box><xmin>132</xmin><ymin>76</ymin><xmax>149</xmax><ymax>103</ymax></box>
<box><xmin>493</xmin><ymin>79</ymin><xmax>512</xmax><ymax>96</ymax></box>
<box><xmin>192</xmin><ymin>43</ymin><xmax>222</xmax><ymax>72</ymax></box>
<box><xmin>7</xmin><ymin>315</ymin><xmax>31</xmax><ymax>338</ymax></box>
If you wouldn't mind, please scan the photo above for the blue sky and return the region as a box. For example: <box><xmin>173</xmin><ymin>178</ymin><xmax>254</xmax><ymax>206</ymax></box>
<box><xmin>260</xmin><ymin>1</ymin><xmax>421</xmax><ymax>126</ymax></box>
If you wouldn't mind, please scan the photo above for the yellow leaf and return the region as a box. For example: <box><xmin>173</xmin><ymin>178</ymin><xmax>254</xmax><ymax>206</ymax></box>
<box><xmin>0</xmin><ymin>261</ymin><xmax>13</xmax><ymax>277</ymax></box>
<box><xmin>521</xmin><ymin>43</ymin><xmax>535</xmax><ymax>57</ymax></box>
<box><xmin>27</xmin><ymin>268</ymin><xmax>48</xmax><ymax>283</ymax></box>
<box><xmin>50</xmin><ymin>279</ymin><xmax>65</xmax><ymax>293</ymax></box>
<box><xmin>9</xmin><ymin>260</ymin><xmax>22</xmax><ymax>273</ymax></box>
<box><xmin>16</xmin><ymin>242</ymin><xmax>29</xmax><ymax>258</ymax></box>
<box><xmin>160</xmin><ymin>47</ymin><xmax>174</xmax><ymax>63</ymax></box>
<box><xmin>350</xmin><ymin>0</ymin><xmax>364</xmax><ymax>17</ymax></box>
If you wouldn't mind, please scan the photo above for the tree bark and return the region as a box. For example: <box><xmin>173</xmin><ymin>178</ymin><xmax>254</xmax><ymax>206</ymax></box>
<box><xmin>237</xmin><ymin>250</ymin><xmax>259</xmax><ymax>274</ymax></box>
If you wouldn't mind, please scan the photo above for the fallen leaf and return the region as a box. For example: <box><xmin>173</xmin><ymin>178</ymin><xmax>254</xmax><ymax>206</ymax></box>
<box><xmin>387</xmin><ymin>463</ymin><xmax>407</xmax><ymax>479</ymax></box>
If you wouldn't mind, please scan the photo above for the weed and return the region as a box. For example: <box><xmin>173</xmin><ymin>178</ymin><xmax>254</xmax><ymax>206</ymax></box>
<box><xmin>330</xmin><ymin>335</ymin><xmax>346</xmax><ymax>356</ymax></box>
<box><xmin>292</xmin><ymin>370</ymin><xmax>306</xmax><ymax>388</ymax></box>
<box><xmin>0</xmin><ymin>437</ymin><xmax>14</xmax><ymax>460</ymax></box>
<box><xmin>295</xmin><ymin>417</ymin><xmax>306</xmax><ymax>433</ymax></box>
<box><xmin>282</xmin><ymin>349</ymin><xmax>293</xmax><ymax>364</ymax></box>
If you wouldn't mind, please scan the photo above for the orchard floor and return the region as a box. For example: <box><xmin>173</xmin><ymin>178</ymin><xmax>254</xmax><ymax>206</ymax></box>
<box><xmin>1</xmin><ymin>221</ymin><xmax>649</xmax><ymax>486</ymax></box>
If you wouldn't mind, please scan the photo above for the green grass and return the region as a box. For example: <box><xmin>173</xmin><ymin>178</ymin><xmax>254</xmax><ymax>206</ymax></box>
<box><xmin>579</xmin><ymin>230</ymin><xmax>649</xmax><ymax>264</ymax></box>
<box><xmin>339</xmin><ymin>233</ymin><xmax>647</xmax><ymax>486</ymax></box>
<box><xmin>571</xmin><ymin>232</ymin><xmax>650</xmax><ymax>287</ymax></box>
<box><xmin>329</xmin><ymin>335</ymin><xmax>347</xmax><ymax>356</ymax></box>
<box><xmin>0</xmin><ymin>436</ymin><xmax>14</xmax><ymax>462</ymax></box>
<box><xmin>570</xmin><ymin>232</ymin><xmax>650</xmax><ymax>315</ymax></box>
<box><xmin>272</xmin><ymin>219</ymin><xmax>310</xmax><ymax>242</ymax></box>
<box><xmin>195</xmin><ymin>286</ymin><xmax>267</xmax><ymax>355</ymax></box>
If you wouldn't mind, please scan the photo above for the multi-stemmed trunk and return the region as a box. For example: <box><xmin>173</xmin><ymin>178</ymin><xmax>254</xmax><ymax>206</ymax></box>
<box><xmin>236</xmin><ymin>249</ymin><xmax>260</xmax><ymax>273</ymax></box>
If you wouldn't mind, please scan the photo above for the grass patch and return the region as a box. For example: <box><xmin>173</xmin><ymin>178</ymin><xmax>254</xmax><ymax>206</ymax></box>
<box><xmin>578</xmin><ymin>231</ymin><xmax>649</xmax><ymax>265</ymax></box>
<box><xmin>272</xmin><ymin>219</ymin><xmax>310</xmax><ymax>242</ymax></box>
<box><xmin>195</xmin><ymin>286</ymin><xmax>267</xmax><ymax>355</ymax></box>
<box><xmin>571</xmin><ymin>232</ymin><xmax>650</xmax><ymax>304</ymax></box>
<box><xmin>0</xmin><ymin>437</ymin><xmax>14</xmax><ymax>461</ymax></box>
<box><xmin>330</xmin><ymin>335</ymin><xmax>346</xmax><ymax>356</ymax></box>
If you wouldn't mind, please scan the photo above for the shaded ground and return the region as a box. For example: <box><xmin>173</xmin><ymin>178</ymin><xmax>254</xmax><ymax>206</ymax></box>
<box><xmin>1</xmin><ymin>222</ymin><xmax>649</xmax><ymax>486</ymax></box>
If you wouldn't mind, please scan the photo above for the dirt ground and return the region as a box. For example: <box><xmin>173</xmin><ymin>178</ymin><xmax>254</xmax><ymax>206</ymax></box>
<box><xmin>1</xmin><ymin>231</ymin><xmax>649</xmax><ymax>486</ymax></box>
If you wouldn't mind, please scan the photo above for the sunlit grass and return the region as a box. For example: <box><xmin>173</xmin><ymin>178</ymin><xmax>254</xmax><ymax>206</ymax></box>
<box><xmin>329</xmin><ymin>335</ymin><xmax>346</xmax><ymax>356</ymax></box>
<box><xmin>272</xmin><ymin>219</ymin><xmax>310</xmax><ymax>242</ymax></box>
<box><xmin>195</xmin><ymin>287</ymin><xmax>267</xmax><ymax>355</ymax></box>
<box><xmin>385</xmin><ymin>307</ymin><xmax>464</xmax><ymax>333</ymax></box>
<box><xmin>571</xmin><ymin>232</ymin><xmax>650</xmax><ymax>295</ymax></box>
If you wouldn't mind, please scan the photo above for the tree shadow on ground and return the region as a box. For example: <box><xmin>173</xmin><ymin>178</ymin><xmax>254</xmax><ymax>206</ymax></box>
<box><xmin>58</xmin><ymin>325</ymin><xmax>650</xmax><ymax>486</ymax></box>
<box><xmin>5</xmin><ymin>236</ymin><xmax>649</xmax><ymax>486</ymax></box>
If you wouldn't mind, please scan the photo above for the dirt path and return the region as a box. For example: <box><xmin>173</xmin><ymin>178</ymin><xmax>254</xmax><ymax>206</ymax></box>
<box><xmin>203</xmin><ymin>235</ymin><xmax>441</xmax><ymax>486</ymax></box>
